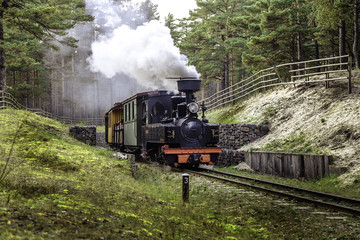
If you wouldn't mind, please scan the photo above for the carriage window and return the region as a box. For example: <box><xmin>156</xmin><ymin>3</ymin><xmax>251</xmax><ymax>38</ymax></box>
<box><xmin>132</xmin><ymin>101</ymin><xmax>135</xmax><ymax>120</ymax></box>
<box><xmin>124</xmin><ymin>105</ymin><xmax>128</xmax><ymax>122</ymax></box>
<box><xmin>128</xmin><ymin>103</ymin><xmax>130</xmax><ymax>121</ymax></box>
<box><xmin>142</xmin><ymin>102</ymin><xmax>147</xmax><ymax>125</ymax></box>
<box><xmin>152</xmin><ymin>101</ymin><xmax>165</xmax><ymax>118</ymax></box>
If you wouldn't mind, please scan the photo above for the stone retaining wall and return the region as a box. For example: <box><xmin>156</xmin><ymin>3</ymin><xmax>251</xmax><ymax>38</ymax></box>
<box><xmin>215</xmin><ymin>123</ymin><xmax>332</xmax><ymax>179</ymax></box>
<box><xmin>96</xmin><ymin>132</ymin><xmax>107</xmax><ymax>147</ymax></box>
<box><xmin>219</xmin><ymin>123</ymin><xmax>269</xmax><ymax>150</ymax></box>
<box><xmin>217</xmin><ymin>149</ymin><xmax>244</xmax><ymax>167</ymax></box>
<box><xmin>216</xmin><ymin>123</ymin><xmax>269</xmax><ymax>167</ymax></box>
<box><xmin>69</xmin><ymin>126</ymin><xmax>96</xmax><ymax>145</ymax></box>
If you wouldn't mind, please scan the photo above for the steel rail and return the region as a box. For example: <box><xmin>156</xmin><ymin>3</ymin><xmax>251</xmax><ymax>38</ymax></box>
<box><xmin>205</xmin><ymin>169</ymin><xmax>360</xmax><ymax>206</ymax></box>
<box><xmin>186</xmin><ymin>169</ymin><xmax>360</xmax><ymax>216</ymax></box>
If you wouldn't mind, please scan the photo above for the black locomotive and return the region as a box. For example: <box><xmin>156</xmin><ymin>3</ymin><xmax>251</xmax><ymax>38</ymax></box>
<box><xmin>105</xmin><ymin>78</ymin><xmax>221</xmax><ymax>167</ymax></box>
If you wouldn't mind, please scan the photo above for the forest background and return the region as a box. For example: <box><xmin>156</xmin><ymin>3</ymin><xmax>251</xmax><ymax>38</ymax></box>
<box><xmin>0</xmin><ymin>0</ymin><xmax>359</xmax><ymax>118</ymax></box>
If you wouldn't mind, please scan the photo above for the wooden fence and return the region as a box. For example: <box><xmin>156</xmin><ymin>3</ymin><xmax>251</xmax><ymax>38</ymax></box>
<box><xmin>244</xmin><ymin>152</ymin><xmax>332</xmax><ymax>180</ymax></box>
<box><xmin>1</xmin><ymin>55</ymin><xmax>352</xmax><ymax>124</ymax></box>
<box><xmin>0</xmin><ymin>91</ymin><xmax>104</xmax><ymax>125</ymax></box>
<box><xmin>201</xmin><ymin>55</ymin><xmax>352</xmax><ymax>111</ymax></box>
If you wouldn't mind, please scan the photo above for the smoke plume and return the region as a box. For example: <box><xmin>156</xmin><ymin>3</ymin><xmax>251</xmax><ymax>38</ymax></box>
<box><xmin>87</xmin><ymin>10</ymin><xmax>199</xmax><ymax>90</ymax></box>
<box><xmin>46</xmin><ymin>0</ymin><xmax>199</xmax><ymax>120</ymax></box>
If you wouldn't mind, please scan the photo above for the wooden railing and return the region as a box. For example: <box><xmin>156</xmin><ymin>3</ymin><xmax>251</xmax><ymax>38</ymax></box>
<box><xmin>1</xmin><ymin>55</ymin><xmax>352</xmax><ymax>122</ymax></box>
<box><xmin>0</xmin><ymin>91</ymin><xmax>104</xmax><ymax>126</ymax></box>
<box><xmin>201</xmin><ymin>55</ymin><xmax>352</xmax><ymax>111</ymax></box>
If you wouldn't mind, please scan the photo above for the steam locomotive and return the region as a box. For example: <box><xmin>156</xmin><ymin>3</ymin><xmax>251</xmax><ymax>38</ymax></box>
<box><xmin>105</xmin><ymin>78</ymin><xmax>221</xmax><ymax>167</ymax></box>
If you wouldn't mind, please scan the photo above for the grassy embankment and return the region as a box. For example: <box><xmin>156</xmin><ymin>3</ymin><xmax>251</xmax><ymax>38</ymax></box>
<box><xmin>1</xmin><ymin>109</ymin><xmax>360</xmax><ymax>239</ymax></box>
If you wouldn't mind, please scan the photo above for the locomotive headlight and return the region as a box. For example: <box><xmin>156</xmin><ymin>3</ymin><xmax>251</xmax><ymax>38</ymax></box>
<box><xmin>188</xmin><ymin>102</ymin><xmax>199</xmax><ymax>114</ymax></box>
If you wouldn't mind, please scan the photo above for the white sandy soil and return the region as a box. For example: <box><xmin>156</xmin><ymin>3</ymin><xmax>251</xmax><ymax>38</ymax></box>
<box><xmin>213</xmin><ymin>73</ymin><xmax>360</xmax><ymax>185</ymax></box>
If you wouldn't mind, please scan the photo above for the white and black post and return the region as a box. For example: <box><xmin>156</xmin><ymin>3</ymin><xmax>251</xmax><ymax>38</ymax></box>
<box><xmin>182</xmin><ymin>173</ymin><xmax>190</xmax><ymax>203</ymax></box>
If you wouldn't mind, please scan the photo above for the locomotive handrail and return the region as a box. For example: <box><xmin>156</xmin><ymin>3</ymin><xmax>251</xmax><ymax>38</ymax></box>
<box><xmin>200</xmin><ymin>55</ymin><xmax>352</xmax><ymax>111</ymax></box>
<box><xmin>0</xmin><ymin>91</ymin><xmax>104</xmax><ymax>126</ymax></box>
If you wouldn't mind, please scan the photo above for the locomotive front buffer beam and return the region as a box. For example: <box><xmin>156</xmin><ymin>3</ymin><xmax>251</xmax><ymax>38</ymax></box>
<box><xmin>162</xmin><ymin>145</ymin><xmax>222</xmax><ymax>167</ymax></box>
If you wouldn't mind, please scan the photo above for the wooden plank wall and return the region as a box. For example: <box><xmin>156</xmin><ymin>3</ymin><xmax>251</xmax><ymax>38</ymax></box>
<box><xmin>244</xmin><ymin>152</ymin><xmax>332</xmax><ymax>179</ymax></box>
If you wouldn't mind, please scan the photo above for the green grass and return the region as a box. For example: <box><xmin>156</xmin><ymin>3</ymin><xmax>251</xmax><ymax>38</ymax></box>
<box><xmin>206</xmin><ymin>100</ymin><xmax>276</xmax><ymax>126</ymax></box>
<box><xmin>260</xmin><ymin>105</ymin><xmax>277</xmax><ymax>125</ymax></box>
<box><xmin>247</xmin><ymin>131</ymin><xmax>332</xmax><ymax>156</ymax></box>
<box><xmin>207</xmin><ymin>104</ymin><xmax>247</xmax><ymax>124</ymax></box>
<box><xmin>96</xmin><ymin>125</ymin><xmax>105</xmax><ymax>133</ymax></box>
<box><xmin>260</xmin><ymin>131</ymin><xmax>314</xmax><ymax>154</ymax></box>
<box><xmin>0</xmin><ymin>109</ymin><xmax>359</xmax><ymax>239</ymax></box>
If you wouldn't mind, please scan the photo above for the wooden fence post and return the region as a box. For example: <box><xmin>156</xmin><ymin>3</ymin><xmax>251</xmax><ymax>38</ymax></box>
<box><xmin>0</xmin><ymin>91</ymin><xmax>3</xmax><ymax>109</ymax></box>
<box><xmin>325</xmin><ymin>59</ymin><xmax>329</xmax><ymax>88</ymax></box>
<box><xmin>129</xmin><ymin>154</ymin><xmax>138</xmax><ymax>179</ymax></box>
<box><xmin>274</xmin><ymin>66</ymin><xmax>282</xmax><ymax>83</ymax></box>
<box><xmin>292</xmin><ymin>65</ymin><xmax>296</xmax><ymax>88</ymax></box>
<box><xmin>349</xmin><ymin>56</ymin><xmax>352</xmax><ymax>94</ymax></box>
<box><xmin>4</xmin><ymin>92</ymin><xmax>7</xmax><ymax>109</ymax></box>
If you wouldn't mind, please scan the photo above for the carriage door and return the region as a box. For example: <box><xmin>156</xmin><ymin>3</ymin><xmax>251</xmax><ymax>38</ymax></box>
<box><xmin>124</xmin><ymin>99</ymin><xmax>137</xmax><ymax>146</ymax></box>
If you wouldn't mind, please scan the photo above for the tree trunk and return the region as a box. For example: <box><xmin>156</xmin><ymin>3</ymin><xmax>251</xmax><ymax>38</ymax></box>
<box><xmin>339</xmin><ymin>20</ymin><xmax>347</xmax><ymax>69</ymax></box>
<box><xmin>0</xmin><ymin>9</ymin><xmax>6</xmax><ymax>92</ymax></box>
<box><xmin>291</xmin><ymin>37</ymin><xmax>296</xmax><ymax>62</ymax></box>
<box><xmin>291</xmin><ymin>37</ymin><xmax>297</xmax><ymax>77</ymax></box>
<box><xmin>296</xmin><ymin>0</ymin><xmax>304</xmax><ymax>74</ymax></box>
<box><xmin>224</xmin><ymin>54</ymin><xmax>229</xmax><ymax>90</ymax></box>
<box><xmin>354</xmin><ymin>0</ymin><xmax>360</xmax><ymax>69</ymax></box>
<box><xmin>297</xmin><ymin>31</ymin><xmax>304</xmax><ymax>74</ymax></box>
<box><xmin>315</xmin><ymin>40</ymin><xmax>320</xmax><ymax>59</ymax></box>
<box><xmin>313</xmin><ymin>22</ymin><xmax>320</xmax><ymax>60</ymax></box>
<box><xmin>297</xmin><ymin>31</ymin><xmax>303</xmax><ymax>61</ymax></box>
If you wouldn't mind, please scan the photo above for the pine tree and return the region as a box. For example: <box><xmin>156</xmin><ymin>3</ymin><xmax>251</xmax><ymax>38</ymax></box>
<box><xmin>6</xmin><ymin>28</ymin><xmax>47</xmax><ymax>107</ymax></box>
<box><xmin>314</xmin><ymin>0</ymin><xmax>354</xmax><ymax>59</ymax></box>
<box><xmin>165</xmin><ymin>13</ymin><xmax>182</xmax><ymax>47</ymax></box>
<box><xmin>140</xmin><ymin>0</ymin><xmax>160</xmax><ymax>21</ymax></box>
<box><xmin>179</xmin><ymin>0</ymin><xmax>248</xmax><ymax>90</ymax></box>
<box><xmin>243</xmin><ymin>0</ymin><xmax>315</xmax><ymax>70</ymax></box>
<box><xmin>0</xmin><ymin>0</ymin><xmax>93</xmax><ymax>91</ymax></box>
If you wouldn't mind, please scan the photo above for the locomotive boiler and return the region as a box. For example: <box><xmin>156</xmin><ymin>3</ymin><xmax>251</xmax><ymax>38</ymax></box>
<box><xmin>105</xmin><ymin>78</ymin><xmax>221</xmax><ymax>167</ymax></box>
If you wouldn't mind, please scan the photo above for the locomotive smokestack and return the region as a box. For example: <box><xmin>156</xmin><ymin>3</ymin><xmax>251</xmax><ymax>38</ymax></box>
<box><xmin>177</xmin><ymin>77</ymin><xmax>201</xmax><ymax>103</ymax></box>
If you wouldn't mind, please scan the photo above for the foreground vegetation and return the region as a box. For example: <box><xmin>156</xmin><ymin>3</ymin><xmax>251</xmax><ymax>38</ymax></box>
<box><xmin>1</xmin><ymin>109</ymin><xmax>360</xmax><ymax>239</ymax></box>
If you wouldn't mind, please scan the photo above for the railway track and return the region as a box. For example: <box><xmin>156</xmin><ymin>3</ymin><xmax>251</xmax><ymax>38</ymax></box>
<box><xmin>185</xmin><ymin>168</ymin><xmax>360</xmax><ymax>217</ymax></box>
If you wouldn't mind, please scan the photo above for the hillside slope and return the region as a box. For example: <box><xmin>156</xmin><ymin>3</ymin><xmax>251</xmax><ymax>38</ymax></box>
<box><xmin>2</xmin><ymin>109</ymin><xmax>360</xmax><ymax>238</ymax></box>
<box><xmin>208</xmin><ymin>76</ymin><xmax>360</xmax><ymax>185</ymax></box>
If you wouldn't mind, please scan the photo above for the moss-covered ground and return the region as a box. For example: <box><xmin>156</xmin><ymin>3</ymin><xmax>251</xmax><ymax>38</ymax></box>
<box><xmin>1</xmin><ymin>109</ymin><xmax>360</xmax><ymax>239</ymax></box>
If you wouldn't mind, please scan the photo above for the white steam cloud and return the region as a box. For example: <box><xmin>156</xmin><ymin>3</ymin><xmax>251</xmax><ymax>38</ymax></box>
<box><xmin>88</xmin><ymin>20</ymin><xmax>199</xmax><ymax>90</ymax></box>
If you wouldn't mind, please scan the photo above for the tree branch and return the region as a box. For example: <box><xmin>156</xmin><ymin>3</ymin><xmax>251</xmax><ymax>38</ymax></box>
<box><xmin>0</xmin><ymin>116</ymin><xmax>26</xmax><ymax>182</ymax></box>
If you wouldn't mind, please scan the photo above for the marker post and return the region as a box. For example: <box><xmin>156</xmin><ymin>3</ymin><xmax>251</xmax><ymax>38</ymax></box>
<box><xmin>182</xmin><ymin>173</ymin><xmax>189</xmax><ymax>203</ymax></box>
